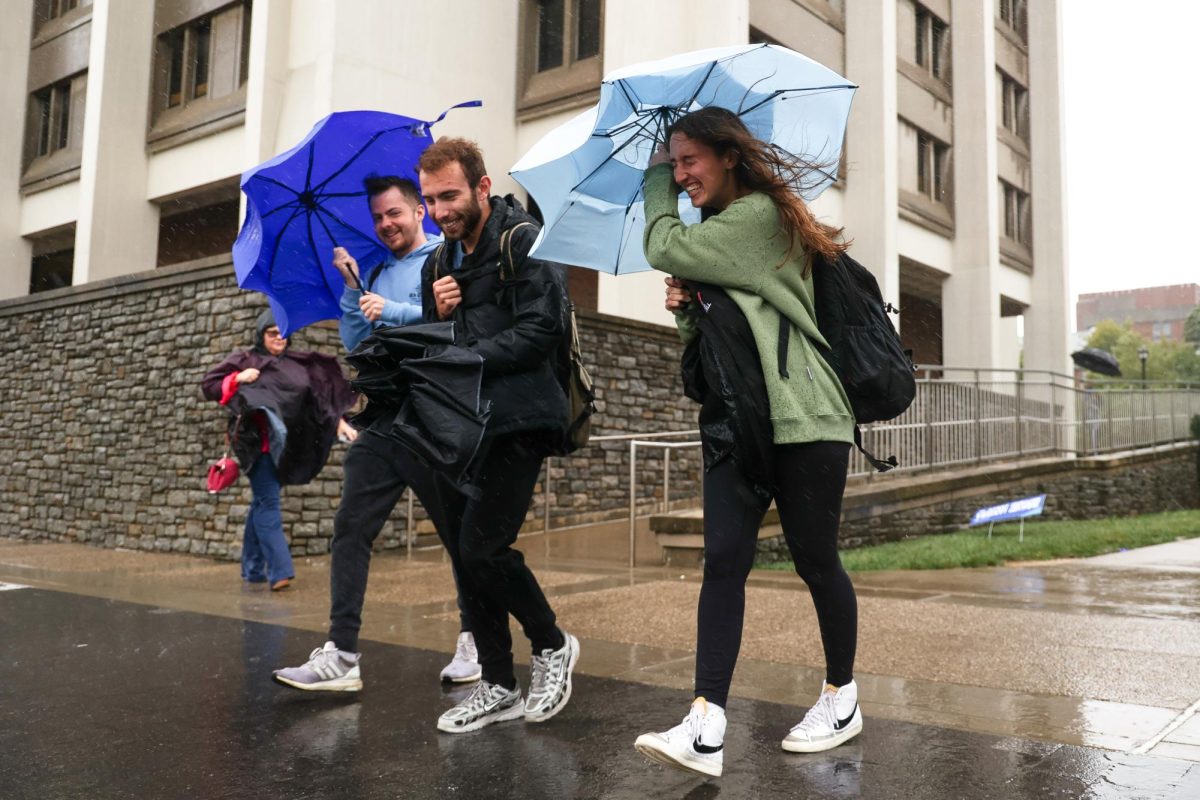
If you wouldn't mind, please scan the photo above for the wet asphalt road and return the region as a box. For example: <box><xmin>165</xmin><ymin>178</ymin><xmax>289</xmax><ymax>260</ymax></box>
<box><xmin>2</xmin><ymin>587</ymin><xmax>1198</xmax><ymax>799</ymax></box>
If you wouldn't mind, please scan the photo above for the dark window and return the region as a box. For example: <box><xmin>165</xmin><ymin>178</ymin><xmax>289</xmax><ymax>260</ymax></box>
<box><xmin>997</xmin><ymin>68</ymin><xmax>1029</xmax><ymax>141</ymax></box>
<box><xmin>914</xmin><ymin>5</ymin><xmax>950</xmax><ymax>82</ymax></box>
<box><xmin>518</xmin><ymin>0</ymin><xmax>603</xmax><ymax>114</ymax></box>
<box><xmin>30</xmin><ymin>248</ymin><xmax>74</xmax><ymax>293</ymax></box>
<box><xmin>157</xmin><ymin>197</ymin><xmax>240</xmax><ymax>267</ymax></box>
<box><xmin>537</xmin><ymin>0</ymin><xmax>565</xmax><ymax>72</ymax></box>
<box><xmin>30</xmin><ymin>79</ymin><xmax>74</xmax><ymax>158</ymax></box>
<box><xmin>999</xmin><ymin>180</ymin><xmax>1031</xmax><ymax>246</ymax></box>
<box><xmin>998</xmin><ymin>0</ymin><xmax>1028</xmax><ymax>42</ymax></box>
<box><xmin>33</xmin><ymin>0</ymin><xmax>84</xmax><ymax>32</ymax></box>
<box><xmin>576</xmin><ymin>0</ymin><xmax>601</xmax><ymax>60</ymax></box>
<box><xmin>153</xmin><ymin>2</ymin><xmax>251</xmax><ymax>116</ymax></box>
<box><xmin>916</xmin><ymin>132</ymin><xmax>950</xmax><ymax>203</ymax></box>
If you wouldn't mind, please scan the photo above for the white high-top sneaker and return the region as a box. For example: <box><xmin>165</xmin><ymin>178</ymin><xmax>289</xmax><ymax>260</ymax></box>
<box><xmin>781</xmin><ymin>680</ymin><xmax>863</xmax><ymax>753</ymax></box>
<box><xmin>634</xmin><ymin>697</ymin><xmax>726</xmax><ymax>777</ymax></box>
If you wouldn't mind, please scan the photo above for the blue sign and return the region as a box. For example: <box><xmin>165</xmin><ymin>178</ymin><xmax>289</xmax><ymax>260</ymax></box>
<box><xmin>969</xmin><ymin>495</ymin><xmax>1047</xmax><ymax>527</ymax></box>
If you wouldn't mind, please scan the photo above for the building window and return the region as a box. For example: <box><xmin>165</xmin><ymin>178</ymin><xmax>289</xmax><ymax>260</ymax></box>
<box><xmin>23</xmin><ymin>71</ymin><xmax>87</xmax><ymax>181</ymax></box>
<box><xmin>149</xmin><ymin>1</ymin><xmax>251</xmax><ymax>145</ymax></box>
<box><xmin>914</xmin><ymin>5</ymin><xmax>949</xmax><ymax>81</ymax></box>
<box><xmin>518</xmin><ymin>0</ymin><xmax>603</xmax><ymax>116</ymax></box>
<box><xmin>997</xmin><ymin>0</ymin><xmax>1028</xmax><ymax>42</ymax></box>
<box><xmin>900</xmin><ymin>121</ymin><xmax>950</xmax><ymax>205</ymax></box>
<box><xmin>32</xmin><ymin>0</ymin><xmax>86</xmax><ymax>33</ymax></box>
<box><xmin>996</xmin><ymin>68</ymin><xmax>1029</xmax><ymax>141</ymax></box>
<box><xmin>898</xmin><ymin>0</ymin><xmax>950</xmax><ymax>84</ymax></box>
<box><xmin>30</xmin><ymin>248</ymin><xmax>74</xmax><ymax>294</ymax></box>
<box><xmin>999</xmin><ymin>180</ymin><xmax>1031</xmax><ymax>246</ymax></box>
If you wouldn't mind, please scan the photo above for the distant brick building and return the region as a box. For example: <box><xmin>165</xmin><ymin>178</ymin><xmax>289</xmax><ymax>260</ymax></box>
<box><xmin>1076</xmin><ymin>284</ymin><xmax>1200</xmax><ymax>342</ymax></box>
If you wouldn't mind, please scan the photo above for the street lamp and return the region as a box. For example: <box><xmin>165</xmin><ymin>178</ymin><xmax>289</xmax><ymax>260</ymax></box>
<box><xmin>1137</xmin><ymin>346</ymin><xmax>1149</xmax><ymax>382</ymax></box>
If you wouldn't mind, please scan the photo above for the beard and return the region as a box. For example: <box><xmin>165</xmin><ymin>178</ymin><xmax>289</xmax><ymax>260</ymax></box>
<box><xmin>440</xmin><ymin>194</ymin><xmax>484</xmax><ymax>242</ymax></box>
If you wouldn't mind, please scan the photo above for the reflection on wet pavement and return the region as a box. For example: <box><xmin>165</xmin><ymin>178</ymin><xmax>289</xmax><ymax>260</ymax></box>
<box><xmin>3</xmin><ymin>588</ymin><xmax>1198</xmax><ymax>799</ymax></box>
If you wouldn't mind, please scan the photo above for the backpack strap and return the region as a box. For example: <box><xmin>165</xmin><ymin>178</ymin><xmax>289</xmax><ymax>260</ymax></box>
<box><xmin>777</xmin><ymin>310</ymin><xmax>791</xmax><ymax>379</ymax></box>
<box><xmin>855</xmin><ymin>427</ymin><xmax>898</xmax><ymax>472</ymax></box>
<box><xmin>431</xmin><ymin>243</ymin><xmax>446</xmax><ymax>282</ymax></box>
<box><xmin>499</xmin><ymin>221</ymin><xmax>538</xmax><ymax>280</ymax></box>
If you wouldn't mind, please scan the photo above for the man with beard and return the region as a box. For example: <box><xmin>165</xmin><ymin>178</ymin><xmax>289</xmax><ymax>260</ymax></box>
<box><xmin>272</xmin><ymin>175</ymin><xmax>481</xmax><ymax>692</ymax></box>
<box><xmin>410</xmin><ymin>137</ymin><xmax>580</xmax><ymax>733</ymax></box>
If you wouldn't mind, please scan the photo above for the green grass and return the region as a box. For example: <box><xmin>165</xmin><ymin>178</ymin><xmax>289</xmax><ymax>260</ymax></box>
<box><xmin>757</xmin><ymin>510</ymin><xmax>1200</xmax><ymax>572</ymax></box>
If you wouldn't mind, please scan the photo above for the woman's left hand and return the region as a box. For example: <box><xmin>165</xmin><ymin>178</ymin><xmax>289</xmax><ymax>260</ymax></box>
<box><xmin>648</xmin><ymin>142</ymin><xmax>671</xmax><ymax>168</ymax></box>
<box><xmin>336</xmin><ymin>418</ymin><xmax>358</xmax><ymax>443</ymax></box>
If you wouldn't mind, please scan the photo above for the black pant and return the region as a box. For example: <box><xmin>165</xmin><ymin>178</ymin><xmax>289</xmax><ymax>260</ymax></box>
<box><xmin>408</xmin><ymin>433</ymin><xmax>562</xmax><ymax>690</ymax></box>
<box><xmin>328</xmin><ymin>432</ymin><xmax>470</xmax><ymax>653</ymax></box>
<box><xmin>695</xmin><ymin>441</ymin><xmax>856</xmax><ymax>709</ymax></box>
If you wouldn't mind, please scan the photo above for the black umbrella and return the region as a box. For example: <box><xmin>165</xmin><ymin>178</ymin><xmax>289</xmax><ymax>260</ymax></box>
<box><xmin>347</xmin><ymin>322</ymin><xmax>490</xmax><ymax>487</ymax></box>
<box><xmin>1071</xmin><ymin>348</ymin><xmax>1121</xmax><ymax>377</ymax></box>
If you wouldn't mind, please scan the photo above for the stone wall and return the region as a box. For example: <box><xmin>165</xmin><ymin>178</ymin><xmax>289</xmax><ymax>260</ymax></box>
<box><xmin>756</xmin><ymin>444</ymin><xmax>1200</xmax><ymax>562</ymax></box>
<box><xmin>0</xmin><ymin>257</ymin><xmax>702</xmax><ymax>559</ymax></box>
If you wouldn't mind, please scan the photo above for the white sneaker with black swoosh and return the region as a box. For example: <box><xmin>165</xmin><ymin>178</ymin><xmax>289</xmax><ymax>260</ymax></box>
<box><xmin>782</xmin><ymin>680</ymin><xmax>863</xmax><ymax>753</ymax></box>
<box><xmin>634</xmin><ymin>697</ymin><xmax>725</xmax><ymax>777</ymax></box>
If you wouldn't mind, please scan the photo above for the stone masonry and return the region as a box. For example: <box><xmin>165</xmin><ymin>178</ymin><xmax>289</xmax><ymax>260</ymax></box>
<box><xmin>0</xmin><ymin>258</ymin><xmax>701</xmax><ymax>560</ymax></box>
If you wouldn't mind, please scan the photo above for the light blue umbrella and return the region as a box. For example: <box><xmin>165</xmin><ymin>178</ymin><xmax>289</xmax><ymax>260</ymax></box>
<box><xmin>510</xmin><ymin>44</ymin><xmax>856</xmax><ymax>275</ymax></box>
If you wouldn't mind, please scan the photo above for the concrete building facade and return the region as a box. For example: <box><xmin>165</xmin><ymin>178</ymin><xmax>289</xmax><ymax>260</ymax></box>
<box><xmin>2</xmin><ymin>0</ymin><xmax>1070</xmax><ymax>373</ymax></box>
<box><xmin>1076</xmin><ymin>284</ymin><xmax>1200</xmax><ymax>344</ymax></box>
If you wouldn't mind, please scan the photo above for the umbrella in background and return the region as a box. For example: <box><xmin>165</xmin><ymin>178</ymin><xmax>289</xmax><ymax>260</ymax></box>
<box><xmin>1071</xmin><ymin>348</ymin><xmax>1122</xmax><ymax>377</ymax></box>
<box><xmin>510</xmin><ymin>44</ymin><xmax>855</xmax><ymax>274</ymax></box>
<box><xmin>234</xmin><ymin>102</ymin><xmax>480</xmax><ymax>336</ymax></box>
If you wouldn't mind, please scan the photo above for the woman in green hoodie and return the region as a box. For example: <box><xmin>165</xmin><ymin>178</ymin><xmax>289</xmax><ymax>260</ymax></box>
<box><xmin>632</xmin><ymin>108</ymin><xmax>861</xmax><ymax>778</ymax></box>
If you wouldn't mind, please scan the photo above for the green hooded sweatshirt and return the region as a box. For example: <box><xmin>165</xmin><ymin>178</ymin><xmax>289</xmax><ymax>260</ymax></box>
<box><xmin>642</xmin><ymin>162</ymin><xmax>854</xmax><ymax>446</ymax></box>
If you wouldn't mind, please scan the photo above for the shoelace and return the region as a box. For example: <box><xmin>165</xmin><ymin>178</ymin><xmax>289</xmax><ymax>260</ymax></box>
<box><xmin>308</xmin><ymin>645</ymin><xmax>341</xmax><ymax>673</ymax></box>
<box><xmin>529</xmin><ymin>653</ymin><xmax>551</xmax><ymax>695</ymax></box>
<box><xmin>668</xmin><ymin>705</ymin><xmax>705</xmax><ymax>743</ymax></box>
<box><xmin>791</xmin><ymin>691</ymin><xmax>838</xmax><ymax>734</ymax></box>
<box><xmin>459</xmin><ymin>681</ymin><xmax>503</xmax><ymax>715</ymax></box>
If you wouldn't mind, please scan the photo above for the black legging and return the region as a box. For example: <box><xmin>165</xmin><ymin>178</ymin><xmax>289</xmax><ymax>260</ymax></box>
<box><xmin>694</xmin><ymin>441</ymin><xmax>856</xmax><ymax>709</ymax></box>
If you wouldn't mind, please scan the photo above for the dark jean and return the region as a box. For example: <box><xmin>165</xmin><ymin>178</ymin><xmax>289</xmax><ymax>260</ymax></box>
<box><xmin>327</xmin><ymin>432</ymin><xmax>470</xmax><ymax>653</ymax></box>
<box><xmin>695</xmin><ymin>441</ymin><xmax>856</xmax><ymax>709</ymax></box>
<box><xmin>243</xmin><ymin>457</ymin><xmax>295</xmax><ymax>584</ymax></box>
<box><xmin>407</xmin><ymin>433</ymin><xmax>562</xmax><ymax>689</ymax></box>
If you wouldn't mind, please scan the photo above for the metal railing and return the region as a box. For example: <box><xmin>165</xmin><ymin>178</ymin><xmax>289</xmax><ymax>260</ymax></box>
<box><xmin>397</xmin><ymin>368</ymin><xmax>1200</xmax><ymax>563</ymax></box>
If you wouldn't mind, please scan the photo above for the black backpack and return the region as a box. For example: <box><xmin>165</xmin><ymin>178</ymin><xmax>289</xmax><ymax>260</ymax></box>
<box><xmin>782</xmin><ymin>250</ymin><xmax>917</xmax><ymax>471</ymax></box>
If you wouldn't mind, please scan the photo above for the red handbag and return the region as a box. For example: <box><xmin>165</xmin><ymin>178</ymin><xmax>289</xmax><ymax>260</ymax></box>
<box><xmin>206</xmin><ymin>414</ymin><xmax>242</xmax><ymax>494</ymax></box>
<box><xmin>206</xmin><ymin>456</ymin><xmax>240</xmax><ymax>493</ymax></box>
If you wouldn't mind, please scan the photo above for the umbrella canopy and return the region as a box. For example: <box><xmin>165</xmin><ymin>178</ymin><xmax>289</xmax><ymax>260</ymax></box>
<box><xmin>510</xmin><ymin>44</ymin><xmax>855</xmax><ymax>275</ymax></box>
<box><xmin>1071</xmin><ymin>348</ymin><xmax>1122</xmax><ymax>377</ymax></box>
<box><xmin>234</xmin><ymin>103</ymin><xmax>479</xmax><ymax>336</ymax></box>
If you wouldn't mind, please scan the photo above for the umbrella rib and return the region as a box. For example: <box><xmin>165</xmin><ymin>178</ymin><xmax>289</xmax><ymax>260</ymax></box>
<box><xmin>572</xmin><ymin>111</ymin><xmax>667</xmax><ymax>195</ymax></box>
<box><xmin>265</xmin><ymin>206</ymin><xmax>307</xmax><ymax>285</ymax></box>
<box><xmin>737</xmin><ymin>84</ymin><xmax>856</xmax><ymax>118</ymax></box>
<box><xmin>310</xmin><ymin>124</ymin><xmax>415</xmax><ymax>195</ymax></box>
<box><xmin>251</xmin><ymin>174</ymin><xmax>303</xmax><ymax>197</ymax></box>
<box><xmin>307</xmin><ymin>211</ymin><xmax>342</xmax><ymax>312</ymax></box>
<box><xmin>261</xmin><ymin>200</ymin><xmax>303</xmax><ymax>219</ymax></box>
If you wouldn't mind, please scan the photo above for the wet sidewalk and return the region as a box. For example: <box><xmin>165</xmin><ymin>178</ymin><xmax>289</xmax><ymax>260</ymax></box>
<box><xmin>2</xmin><ymin>535</ymin><xmax>1199</xmax><ymax>798</ymax></box>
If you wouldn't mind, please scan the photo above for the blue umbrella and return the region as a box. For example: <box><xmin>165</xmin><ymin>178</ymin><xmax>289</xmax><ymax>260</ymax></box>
<box><xmin>510</xmin><ymin>44</ymin><xmax>855</xmax><ymax>275</ymax></box>
<box><xmin>234</xmin><ymin>102</ymin><xmax>479</xmax><ymax>336</ymax></box>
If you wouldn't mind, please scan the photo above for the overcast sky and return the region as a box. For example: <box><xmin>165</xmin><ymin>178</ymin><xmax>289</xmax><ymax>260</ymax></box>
<box><xmin>1061</xmin><ymin>0</ymin><xmax>1200</xmax><ymax>302</ymax></box>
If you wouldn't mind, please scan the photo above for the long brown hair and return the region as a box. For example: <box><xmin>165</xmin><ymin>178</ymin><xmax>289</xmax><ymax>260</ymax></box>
<box><xmin>666</xmin><ymin>107</ymin><xmax>847</xmax><ymax>275</ymax></box>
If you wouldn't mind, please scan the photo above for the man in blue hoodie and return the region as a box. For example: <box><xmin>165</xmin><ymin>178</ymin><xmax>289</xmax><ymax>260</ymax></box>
<box><xmin>273</xmin><ymin>176</ymin><xmax>480</xmax><ymax>692</ymax></box>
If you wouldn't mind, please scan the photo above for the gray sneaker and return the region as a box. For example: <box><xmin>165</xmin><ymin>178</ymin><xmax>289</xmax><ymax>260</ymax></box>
<box><xmin>273</xmin><ymin>641</ymin><xmax>362</xmax><ymax>692</ymax></box>
<box><xmin>524</xmin><ymin>631</ymin><xmax>579</xmax><ymax>722</ymax></box>
<box><xmin>437</xmin><ymin>680</ymin><xmax>524</xmax><ymax>733</ymax></box>
<box><xmin>440</xmin><ymin>631</ymin><xmax>482</xmax><ymax>683</ymax></box>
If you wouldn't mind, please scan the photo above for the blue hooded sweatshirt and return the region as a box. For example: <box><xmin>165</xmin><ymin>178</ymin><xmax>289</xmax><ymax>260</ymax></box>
<box><xmin>338</xmin><ymin>237</ymin><xmax>442</xmax><ymax>351</ymax></box>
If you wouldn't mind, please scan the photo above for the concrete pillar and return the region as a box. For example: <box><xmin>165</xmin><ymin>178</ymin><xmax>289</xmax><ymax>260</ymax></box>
<box><xmin>843</xmin><ymin>0</ymin><xmax>900</xmax><ymax>308</ymax></box>
<box><xmin>1022</xmin><ymin>0</ymin><xmax>1071</xmax><ymax>376</ymax></box>
<box><xmin>942</xmin><ymin>0</ymin><xmax>1001</xmax><ymax>369</ymax></box>
<box><xmin>73</xmin><ymin>0</ymin><xmax>159</xmax><ymax>284</ymax></box>
<box><xmin>0</xmin><ymin>7</ymin><xmax>34</xmax><ymax>298</ymax></box>
<box><xmin>595</xmin><ymin>0</ymin><xmax>750</xmax><ymax>326</ymax></box>
<box><xmin>243</xmin><ymin>0</ymin><xmax>293</xmax><ymax>166</ymax></box>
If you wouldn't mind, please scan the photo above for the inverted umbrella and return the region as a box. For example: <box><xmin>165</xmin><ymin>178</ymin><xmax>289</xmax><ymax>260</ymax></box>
<box><xmin>510</xmin><ymin>44</ymin><xmax>855</xmax><ymax>274</ymax></box>
<box><xmin>1071</xmin><ymin>348</ymin><xmax>1122</xmax><ymax>377</ymax></box>
<box><xmin>234</xmin><ymin>102</ymin><xmax>479</xmax><ymax>336</ymax></box>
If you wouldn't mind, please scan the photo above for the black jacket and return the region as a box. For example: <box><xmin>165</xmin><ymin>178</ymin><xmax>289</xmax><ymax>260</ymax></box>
<box><xmin>421</xmin><ymin>195</ymin><xmax>569</xmax><ymax>445</ymax></box>
<box><xmin>681</xmin><ymin>281</ymin><xmax>775</xmax><ymax>490</ymax></box>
